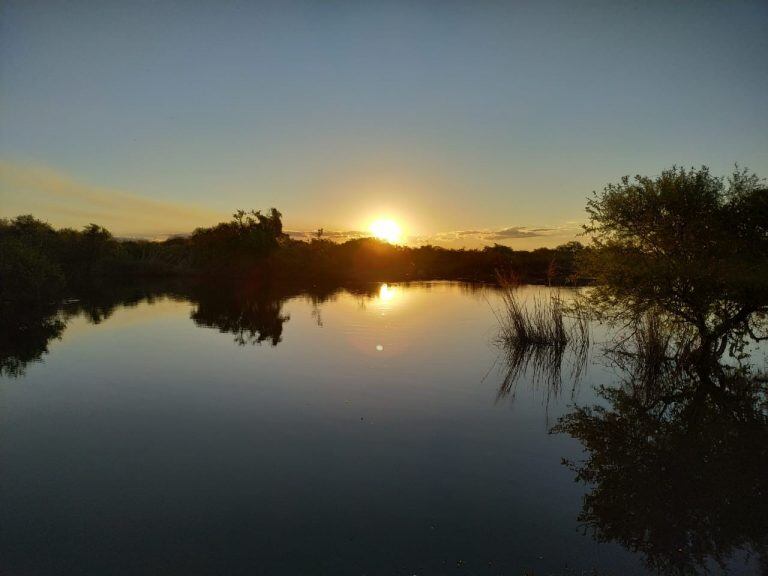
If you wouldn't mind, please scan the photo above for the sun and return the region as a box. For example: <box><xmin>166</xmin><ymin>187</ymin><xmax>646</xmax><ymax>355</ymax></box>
<box><xmin>369</xmin><ymin>219</ymin><xmax>402</xmax><ymax>244</ymax></box>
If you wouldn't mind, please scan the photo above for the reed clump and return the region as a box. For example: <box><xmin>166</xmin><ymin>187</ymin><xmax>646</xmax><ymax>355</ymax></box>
<box><xmin>494</xmin><ymin>273</ymin><xmax>591</xmax><ymax>400</ymax></box>
<box><xmin>497</xmin><ymin>273</ymin><xmax>584</xmax><ymax>349</ymax></box>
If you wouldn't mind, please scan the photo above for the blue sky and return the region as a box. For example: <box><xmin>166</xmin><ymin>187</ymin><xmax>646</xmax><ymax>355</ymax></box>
<box><xmin>1</xmin><ymin>0</ymin><xmax>766</xmax><ymax>246</ymax></box>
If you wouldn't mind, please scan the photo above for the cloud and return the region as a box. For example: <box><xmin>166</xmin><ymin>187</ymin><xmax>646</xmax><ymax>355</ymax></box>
<box><xmin>413</xmin><ymin>223</ymin><xmax>582</xmax><ymax>248</ymax></box>
<box><xmin>487</xmin><ymin>226</ymin><xmax>547</xmax><ymax>240</ymax></box>
<box><xmin>0</xmin><ymin>160</ymin><xmax>224</xmax><ymax>237</ymax></box>
<box><xmin>431</xmin><ymin>226</ymin><xmax>549</xmax><ymax>243</ymax></box>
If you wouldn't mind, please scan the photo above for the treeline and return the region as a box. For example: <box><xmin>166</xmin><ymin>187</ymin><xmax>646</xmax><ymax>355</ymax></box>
<box><xmin>0</xmin><ymin>210</ymin><xmax>584</xmax><ymax>304</ymax></box>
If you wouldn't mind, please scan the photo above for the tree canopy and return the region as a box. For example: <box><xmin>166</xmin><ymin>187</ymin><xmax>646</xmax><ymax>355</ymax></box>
<box><xmin>582</xmin><ymin>166</ymin><xmax>768</xmax><ymax>356</ymax></box>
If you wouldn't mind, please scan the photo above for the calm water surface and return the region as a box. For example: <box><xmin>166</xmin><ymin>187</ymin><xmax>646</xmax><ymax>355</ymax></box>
<box><xmin>0</xmin><ymin>282</ymin><xmax>762</xmax><ymax>575</ymax></box>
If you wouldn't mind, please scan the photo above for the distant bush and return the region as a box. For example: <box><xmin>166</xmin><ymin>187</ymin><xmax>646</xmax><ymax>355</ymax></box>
<box><xmin>0</xmin><ymin>210</ymin><xmax>586</xmax><ymax>304</ymax></box>
<box><xmin>0</xmin><ymin>234</ymin><xmax>65</xmax><ymax>304</ymax></box>
<box><xmin>191</xmin><ymin>208</ymin><xmax>286</xmax><ymax>274</ymax></box>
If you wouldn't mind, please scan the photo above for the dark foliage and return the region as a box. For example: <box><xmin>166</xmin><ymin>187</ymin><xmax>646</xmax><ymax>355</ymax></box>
<box><xmin>0</xmin><ymin>212</ymin><xmax>583</xmax><ymax>306</ymax></box>
<box><xmin>582</xmin><ymin>166</ymin><xmax>768</xmax><ymax>357</ymax></box>
<box><xmin>190</xmin><ymin>208</ymin><xmax>286</xmax><ymax>274</ymax></box>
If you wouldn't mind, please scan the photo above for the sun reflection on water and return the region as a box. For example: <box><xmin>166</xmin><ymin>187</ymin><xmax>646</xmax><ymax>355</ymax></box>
<box><xmin>378</xmin><ymin>283</ymin><xmax>397</xmax><ymax>302</ymax></box>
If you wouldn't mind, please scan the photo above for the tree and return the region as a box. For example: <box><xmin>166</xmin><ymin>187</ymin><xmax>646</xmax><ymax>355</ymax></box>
<box><xmin>190</xmin><ymin>208</ymin><xmax>286</xmax><ymax>274</ymax></box>
<box><xmin>0</xmin><ymin>216</ymin><xmax>65</xmax><ymax>303</ymax></box>
<box><xmin>582</xmin><ymin>166</ymin><xmax>768</xmax><ymax>358</ymax></box>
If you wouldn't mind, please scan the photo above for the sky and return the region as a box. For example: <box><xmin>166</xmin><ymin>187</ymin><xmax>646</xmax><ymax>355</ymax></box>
<box><xmin>1</xmin><ymin>0</ymin><xmax>767</xmax><ymax>248</ymax></box>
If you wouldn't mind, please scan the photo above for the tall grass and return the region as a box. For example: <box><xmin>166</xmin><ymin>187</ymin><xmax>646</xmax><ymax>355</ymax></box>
<box><xmin>494</xmin><ymin>273</ymin><xmax>590</xmax><ymax>401</ymax></box>
<box><xmin>497</xmin><ymin>275</ymin><xmax>568</xmax><ymax>348</ymax></box>
<box><xmin>496</xmin><ymin>273</ymin><xmax>589</xmax><ymax>349</ymax></box>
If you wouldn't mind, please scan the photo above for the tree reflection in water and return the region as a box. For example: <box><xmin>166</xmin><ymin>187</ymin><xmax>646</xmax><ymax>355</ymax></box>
<box><xmin>5</xmin><ymin>279</ymin><xmax>766</xmax><ymax>573</ymax></box>
<box><xmin>0</xmin><ymin>304</ymin><xmax>65</xmax><ymax>377</ymax></box>
<box><xmin>493</xmin><ymin>278</ymin><xmax>767</xmax><ymax>574</ymax></box>
<box><xmin>190</xmin><ymin>283</ymin><xmax>291</xmax><ymax>346</ymax></box>
<box><xmin>525</xmin><ymin>313</ymin><xmax>768</xmax><ymax>575</ymax></box>
<box><xmin>1</xmin><ymin>281</ymin><xmax>187</xmax><ymax>377</ymax></box>
<box><xmin>0</xmin><ymin>280</ymin><xmax>383</xmax><ymax>376</ymax></box>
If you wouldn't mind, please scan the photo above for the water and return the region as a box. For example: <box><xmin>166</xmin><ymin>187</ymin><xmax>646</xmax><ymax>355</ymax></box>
<box><xmin>0</xmin><ymin>282</ymin><xmax>762</xmax><ymax>575</ymax></box>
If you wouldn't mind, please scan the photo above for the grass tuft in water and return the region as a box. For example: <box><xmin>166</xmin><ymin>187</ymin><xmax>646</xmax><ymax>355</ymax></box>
<box><xmin>494</xmin><ymin>273</ymin><xmax>591</xmax><ymax>402</ymax></box>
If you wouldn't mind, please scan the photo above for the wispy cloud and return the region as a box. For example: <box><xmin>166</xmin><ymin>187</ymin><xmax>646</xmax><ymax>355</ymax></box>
<box><xmin>0</xmin><ymin>160</ymin><xmax>223</xmax><ymax>237</ymax></box>
<box><xmin>487</xmin><ymin>226</ymin><xmax>550</xmax><ymax>240</ymax></box>
<box><xmin>429</xmin><ymin>225</ymin><xmax>564</xmax><ymax>244</ymax></box>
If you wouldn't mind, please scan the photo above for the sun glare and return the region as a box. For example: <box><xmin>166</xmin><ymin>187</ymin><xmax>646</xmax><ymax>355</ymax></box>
<box><xmin>370</xmin><ymin>219</ymin><xmax>402</xmax><ymax>244</ymax></box>
<box><xmin>379</xmin><ymin>283</ymin><xmax>397</xmax><ymax>301</ymax></box>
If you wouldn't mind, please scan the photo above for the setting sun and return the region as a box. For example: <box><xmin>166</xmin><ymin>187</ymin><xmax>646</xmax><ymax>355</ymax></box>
<box><xmin>369</xmin><ymin>219</ymin><xmax>402</xmax><ymax>244</ymax></box>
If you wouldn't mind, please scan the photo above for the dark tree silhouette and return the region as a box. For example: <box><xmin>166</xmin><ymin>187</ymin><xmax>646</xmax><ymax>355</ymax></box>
<box><xmin>582</xmin><ymin>166</ymin><xmax>768</xmax><ymax>359</ymax></box>
<box><xmin>190</xmin><ymin>208</ymin><xmax>286</xmax><ymax>274</ymax></box>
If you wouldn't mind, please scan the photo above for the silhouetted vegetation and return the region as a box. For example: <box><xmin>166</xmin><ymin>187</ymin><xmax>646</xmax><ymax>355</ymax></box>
<box><xmin>0</xmin><ymin>212</ymin><xmax>585</xmax><ymax>307</ymax></box>
<box><xmin>490</xmin><ymin>165</ymin><xmax>768</xmax><ymax>574</ymax></box>
<box><xmin>550</xmin><ymin>179</ymin><xmax>767</xmax><ymax>572</ymax></box>
<box><xmin>274</xmin><ymin>238</ymin><xmax>584</xmax><ymax>285</ymax></box>
<box><xmin>498</xmin><ymin>277</ymin><xmax>568</xmax><ymax>347</ymax></box>
<box><xmin>190</xmin><ymin>208</ymin><xmax>286</xmax><ymax>275</ymax></box>
<box><xmin>495</xmin><ymin>281</ymin><xmax>590</xmax><ymax>402</ymax></box>
<box><xmin>3</xmin><ymin>165</ymin><xmax>764</xmax><ymax>311</ymax></box>
<box><xmin>581</xmin><ymin>165</ymin><xmax>768</xmax><ymax>359</ymax></box>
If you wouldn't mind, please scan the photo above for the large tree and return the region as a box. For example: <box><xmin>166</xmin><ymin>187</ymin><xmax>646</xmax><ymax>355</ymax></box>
<box><xmin>582</xmin><ymin>166</ymin><xmax>768</xmax><ymax>357</ymax></box>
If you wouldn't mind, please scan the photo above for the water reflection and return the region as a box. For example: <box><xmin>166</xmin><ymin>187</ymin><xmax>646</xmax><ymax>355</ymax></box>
<box><xmin>378</xmin><ymin>282</ymin><xmax>397</xmax><ymax>302</ymax></box>
<box><xmin>495</xmin><ymin>290</ymin><xmax>589</xmax><ymax>404</ymax></box>
<box><xmin>1</xmin><ymin>279</ymin><xmax>487</xmax><ymax>377</ymax></box>
<box><xmin>490</xmin><ymin>288</ymin><xmax>768</xmax><ymax>574</ymax></box>
<box><xmin>0</xmin><ymin>280</ymin><xmax>387</xmax><ymax>375</ymax></box>
<box><xmin>0</xmin><ymin>304</ymin><xmax>65</xmax><ymax>377</ymax></box>
<box><xmin>1</xmin><ymin>281</ymin><xmax>186</xmax><ymax>377</ymax></box>
<box><xmin>190</xmin><ymin>283</ymin><xmax>291</xmax><ymax>346</ymax></box>
<box><xmin>3</xmin><ymin>281</ymin><xmax>765</xmax><ymax>574</ymax></box>
<box><xmin>548</xmin><ymin>318</ymin><xmax>768</xmax><ymax>574</ymax></box>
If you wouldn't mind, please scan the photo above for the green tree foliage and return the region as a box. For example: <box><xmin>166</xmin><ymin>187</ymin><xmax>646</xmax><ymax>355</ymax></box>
<box><xmin>582</xmin><ymin>166</ymin><xmax>768</xmax><ymax>356</ymax></box>
<box><xmin>0</xmin><ymin>216</ymin><xmax>65</xmax><ymax>303</ymax></box>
